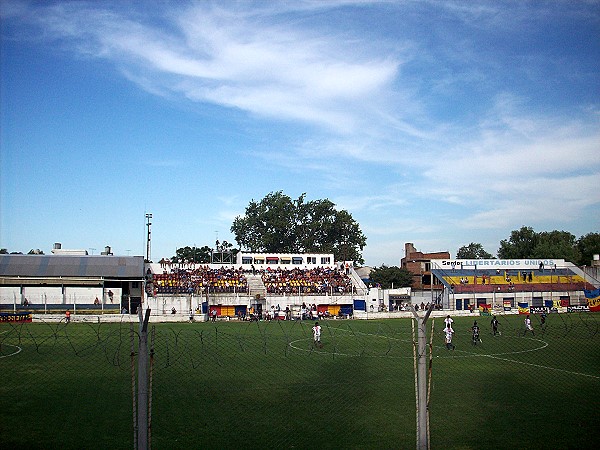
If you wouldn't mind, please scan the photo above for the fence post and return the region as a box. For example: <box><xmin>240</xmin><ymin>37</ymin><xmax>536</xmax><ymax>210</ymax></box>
<box><xmin>137</xmin><ymin>308</ymin><xmax>151</xmax><ymax>450</ymax></box>
<box><xmin>411</xmin><ymin>303</ymin><xmax>434</xmax><ymax>450</ymax></box>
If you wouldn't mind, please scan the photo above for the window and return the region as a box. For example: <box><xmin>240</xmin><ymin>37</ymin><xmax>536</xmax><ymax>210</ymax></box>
<box><xmin>321</xmin><ymin>257</ymin><xmax>331</xmax><ymax>264</ymax></box>
<box><xmin>307</xmin><ymin>257</ymin><xmax>316</xmax><ymax>264</ymax></box>
<box><xmin>254</xmin><ymin>258</ymin><xmax>265</xmax><ymax>264</ymax></box>
<box><xmin>280</xmin><ymin>258</ymin><xmax>291</xmax><ymax>265</ymax></box>
<box><xmin>242</xmin><ymin>257</ymin><xmax>252</xmax><ymax>264</ymax></box>
<box><xmin>266</xmin><ymin>257</ymin><xmax>279</xmax><ymax>264</ymax></box>
<box><xmin>292</xmin><ymin>257</ymin><xmax>303</xmax><ymax>265</ymax></box>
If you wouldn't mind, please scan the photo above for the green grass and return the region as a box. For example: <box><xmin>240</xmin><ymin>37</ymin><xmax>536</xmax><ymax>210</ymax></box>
<box><xmin>1</xmin><ymin>313</ymin><xmax>598</xmax><ymax>449</ymax></box>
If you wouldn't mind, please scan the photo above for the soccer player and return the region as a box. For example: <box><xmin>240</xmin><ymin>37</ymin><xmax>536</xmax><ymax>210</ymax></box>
<box><xmin>491</xmin><ymin>316</ymin><xmax>500</xmax><ymax>336</ymax></box>
<box><xmin>65</xmin><ymin>310</ymin><xmax>71</xmax><ymax>323</ymax></box>
<box><xmin>471</xmin><ymin>321</ymin><xmax>481</xmax><ymax>345</ymax></box>
<box><xmin>312</xmin><ymin>321</ymin><xmax>322</xmax><ymax>348</ymax></box>
<box><xmin>523</xmin><ymin>315</ymin><xmax>534</xmax><ymax>336</ymax></box>
<box><xmin>444</xmin><ymin>323</ymin><xmax>455</xmax><ymax>350</ymax></box>
<box><xmin>540</xmin><ymin>312</ymin><xmax>547</xmax><ymax>330</ymax></box>
<box><xmin>444</xmin><ymin>315</ymin><xmax>454</xmax><ymax>328</ymax></box>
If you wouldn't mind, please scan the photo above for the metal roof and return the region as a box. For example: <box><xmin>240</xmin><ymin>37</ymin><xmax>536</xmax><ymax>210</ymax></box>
<box><xmin>0</xmin><ymin>255</ymin><xmax>144</xmax><ymax>279</ymax></box>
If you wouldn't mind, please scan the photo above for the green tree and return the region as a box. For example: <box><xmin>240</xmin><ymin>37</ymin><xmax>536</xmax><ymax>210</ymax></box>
<box><xmin>231</xmin><ymin>191</ymin><xmax>366</xmax><ymax>264</ymax></box>
<box><xmin>456</xmin><ymin>243</ymin><xmax>494</xmax><ymax>259</ymax></box>
<box><xmin>531</xmin><ymin>230</ymin><xmax>580</xmax><ymax>262</ymax></box>
<box><xmin>0</xmin><ymin>249</ymin><xmax>8</xmax><ymax>254</ymax></box>
<box><xmin>28</xmin><ymin>249</ymin><xmax>45</xmax><ymax>255</ymax></box>
<box><xmin>231</xmin><ymin>192</ymin><xmax>298</xmax><ymax>253</ymax></box>
<box><xmin>576</xmin><ymin>232</ymin><xmax>600</xmax><ymax>266</ymax></box>
<box><xmin>498</xmin><ymin>226</ymin><xmax>593</xmax><ymax>264</ymax></box>
<box><xmin>498</xmin><ymin>226</ymin><xmax>538</xmax><ymax>259</ymax></box>
<box><xmin>369</xmin><ymin>265</ymin><xmax>413</xmax><ymax>289</ymax></box>
<box><xmin>171</xmin><ymin>245</ymin><xmax>213</xmax><ymax>264</ymax></box>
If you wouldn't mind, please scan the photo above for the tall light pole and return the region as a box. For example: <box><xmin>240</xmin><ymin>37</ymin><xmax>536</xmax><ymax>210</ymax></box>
<box><xmin>145</xmin><ymin>213</ymin><xmax>152</xmax><ymax>262</ymax></box>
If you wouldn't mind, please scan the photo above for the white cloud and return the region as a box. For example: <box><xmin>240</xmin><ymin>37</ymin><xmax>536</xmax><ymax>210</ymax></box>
<box><xmin>27</xmin><ymin>2</ymin><xmax>403</xmax><ymax>134</ymax></box>
<box><xmin>4</xmin><ymin>0</ymin><xmax>598</xmax><ymax>266</ymax></box>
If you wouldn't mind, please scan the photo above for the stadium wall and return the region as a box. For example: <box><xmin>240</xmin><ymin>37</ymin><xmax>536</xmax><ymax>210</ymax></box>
<box><xmin>0</xmin><ymin>286</ymin><xmax>123</xmax><ymax>306</ymax></box>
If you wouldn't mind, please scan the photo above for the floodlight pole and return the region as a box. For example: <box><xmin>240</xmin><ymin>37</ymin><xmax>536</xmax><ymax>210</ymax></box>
<box><xmin>411</xmin><ymin>303</ymin><xmax>434</xmax><ymax>450</ymax></box>
<box><xmin>145</xmin><ymin>213</ymin><xmax>152</xmax><ymax>263</ymax></box>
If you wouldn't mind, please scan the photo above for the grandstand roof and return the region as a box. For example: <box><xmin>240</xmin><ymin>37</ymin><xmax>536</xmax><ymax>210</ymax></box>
<box><xmin>0</xmin><ymin>255</ymin><xmax>144</xmax><ymax>279</ymax></box>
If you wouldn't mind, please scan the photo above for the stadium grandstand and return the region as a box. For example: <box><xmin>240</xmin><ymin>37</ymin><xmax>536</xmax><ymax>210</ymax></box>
<box><xmin>431</xmin><ymin>259</ymin><xmax>596</xmax><ymax>312</ymax></box>
<box><xmin>0</xmin><ymin>253</ymin><xmax>145</xmax><ymax>315</ymax></box>
<box><xmin>2</xmin><ymin>247</ymin><xmax>599</xmax><ymax>321</ymax></box>
<box><xmin>144</xmin><ymin>252</ymin><xmax>364</xmax><ymax>319</ymax></box>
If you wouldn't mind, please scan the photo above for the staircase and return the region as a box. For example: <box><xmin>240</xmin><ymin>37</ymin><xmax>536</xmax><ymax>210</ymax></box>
<box><xmin>247</xmin><ymin>274</ymin><xmax>266</xmax><ymax>298</ymax></box>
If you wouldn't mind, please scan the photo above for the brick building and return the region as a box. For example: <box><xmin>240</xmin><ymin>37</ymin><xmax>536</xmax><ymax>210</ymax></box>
<box><xmin>400</xmin><ymin>243</ymin><xmax>450</xmax><ymax>290</ymax></box>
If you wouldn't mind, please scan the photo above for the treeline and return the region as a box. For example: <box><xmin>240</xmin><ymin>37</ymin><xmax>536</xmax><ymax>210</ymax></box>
<box><xmin>457</xmin><ymin>226</ymin><xmax>599</xmax><ymax>267</ymax></box>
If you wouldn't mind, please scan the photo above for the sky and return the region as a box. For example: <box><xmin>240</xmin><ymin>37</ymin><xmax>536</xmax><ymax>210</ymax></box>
<box><xmin>1</xmin><ymin>0</ymin><xmax>599</xmax><ymax>266</ymax></box>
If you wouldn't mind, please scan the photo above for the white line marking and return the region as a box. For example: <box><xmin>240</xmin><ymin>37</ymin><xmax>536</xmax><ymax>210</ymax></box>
<box><xmin>482</xmin><ymin>353</ymin><xmax>600</xmax><ymax>380</ymax></box>
<box><xmin>0</xmin><ymin>343</ymin><xmax>22</xmax><ymax>359</ymax></box>
<box><xmin>289</xmin><ymin>326</ymin><xmax>599</xmax><ymax>379</ymax></box>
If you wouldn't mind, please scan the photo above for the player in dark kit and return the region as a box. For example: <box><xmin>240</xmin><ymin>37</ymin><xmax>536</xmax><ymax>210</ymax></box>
<box><xmin>491</xmin><ymin>316</ymin><xmax>500</xmax><ymax>336</ymax></box>
<box><xmin>540</xmin><ymin>312</ymin><xmax>547</xmax><ymax>330</ymax></box>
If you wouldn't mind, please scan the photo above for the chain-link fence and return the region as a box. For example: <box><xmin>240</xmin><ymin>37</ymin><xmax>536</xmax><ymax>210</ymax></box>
<box><xmin>1</xmin><ymin>311</ymin><xmax>598</xmax><ymax>449</ymax></box>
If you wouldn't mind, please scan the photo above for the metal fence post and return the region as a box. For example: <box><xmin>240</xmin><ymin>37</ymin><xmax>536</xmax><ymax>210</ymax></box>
<box><xmin>137</xmin><ymin>308</ymin><xmax>151</xmax><ymax>450</ymax></box>
<box><xmin>412</xmin><ymin>303</ymin><xmax>434</xmax><ymax>450</ymax></box>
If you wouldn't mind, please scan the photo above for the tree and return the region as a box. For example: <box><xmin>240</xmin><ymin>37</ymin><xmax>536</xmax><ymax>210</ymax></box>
<box><xmin>531</xmin><ymin>230</ymin><xmax>580</xmax><ymax>262</ymax></box>
<box><xmin>231</xmin><ymin>192</ymin><xmax>298</xmax><ymax>253</ymax></box>
<box><xmin>456</xmin><ymin>243</ymin><xmax>494</xmax><ymax>259</ymax></box>
<box><xmin>28</xmin><ymin>249</ymin><xmax>45</xmax><ymax>255</ymax></box>
<box><xmin>231</xmin><ymin>191</ymin><xmax>367</xmax><ymax>264</ymax></box>
<box><xmin>369</xmin><ymin>265</ymin><xmax>413</xmax><ymax>289</ymax></box>
<box><xmin>576</xmin><ymin>232</ymin><xmax>600</xmax><ymax>266</ymax></box>
<box><xmin>0</xmin><ymin>249</ymin><xmax>8</xmax><ymax>254</ymax></box>
<box><xmin>498</xmin><ymin>226</ymin><xmax>590</xmax><ymax>264</ymax></box>
<box><xmin>497</xmin><ymin>226</ymin><xmax>538</xmax><ymax>259</ymax></box>
<box><xmin>171</xmin><ymin>246</ymin><xmax>213</xmax><ymax>264</ymax></box>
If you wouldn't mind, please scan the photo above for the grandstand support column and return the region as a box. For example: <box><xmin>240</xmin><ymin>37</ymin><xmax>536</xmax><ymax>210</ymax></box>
<box><xmin>411</xmin><ymin>303</ymin><xmax>434</xmax><ymax>450</ymax></box>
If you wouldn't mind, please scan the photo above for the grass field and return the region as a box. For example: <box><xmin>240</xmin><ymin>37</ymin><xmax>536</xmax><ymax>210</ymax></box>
<box><xmin>1</xmin><ymin>313</ymin><xmax>598</xmax><ymax>449</ymax></box>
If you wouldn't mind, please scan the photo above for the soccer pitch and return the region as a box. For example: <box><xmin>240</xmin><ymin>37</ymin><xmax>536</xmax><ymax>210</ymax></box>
<box><xmin>1</xmin><ymin>313</ymin><xmax>598</xmax><ymax>449</ymax></box>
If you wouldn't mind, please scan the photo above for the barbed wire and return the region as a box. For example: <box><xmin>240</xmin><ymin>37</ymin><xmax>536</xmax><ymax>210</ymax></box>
<box><xmin>1</xmin><ymin>313</ymin><xmax>598</xmax><ymax>449</ymax></box>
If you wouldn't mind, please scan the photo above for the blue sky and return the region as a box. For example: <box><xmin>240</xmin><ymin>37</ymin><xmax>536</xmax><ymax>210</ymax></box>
<box><xmin>1</xmin><ymin>0</ymin><xmax>599</xmax><ymax>266</ymax></box>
